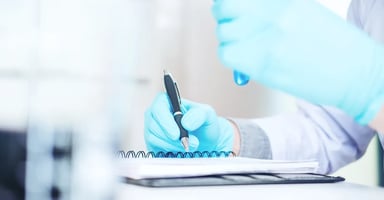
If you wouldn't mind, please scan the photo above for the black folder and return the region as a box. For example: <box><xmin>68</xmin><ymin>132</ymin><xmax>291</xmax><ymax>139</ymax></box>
<box><xmin>122</xmin><ymin>173</ymin><xmax>345</xmax><ymax>187</ymax></box>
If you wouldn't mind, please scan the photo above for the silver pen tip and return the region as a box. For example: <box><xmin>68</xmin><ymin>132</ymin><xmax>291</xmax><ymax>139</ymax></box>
<box><xmin>181</xmin><ymin>137</ymin><xmax>189</xmax><ymax>152</ymax></box>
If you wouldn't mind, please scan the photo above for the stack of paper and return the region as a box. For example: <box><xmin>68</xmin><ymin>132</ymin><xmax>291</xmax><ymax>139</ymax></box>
<box><xmin>118</xmin><ymin>157</ymin><xmax>319</xmax><ymax>180</ymax></box>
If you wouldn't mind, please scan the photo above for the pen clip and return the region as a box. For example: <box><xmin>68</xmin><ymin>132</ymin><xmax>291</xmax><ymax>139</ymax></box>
<box><xmin>174</xmin><ymin>81</ymin><xmax>182</xmax><ymax>106</ymax></box>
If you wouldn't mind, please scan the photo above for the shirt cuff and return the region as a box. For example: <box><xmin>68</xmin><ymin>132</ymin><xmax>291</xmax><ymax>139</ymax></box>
<box><xmin>230</xmin><ymin>118</ymin><xmax>272</xmax><ymax>159</ymax></box>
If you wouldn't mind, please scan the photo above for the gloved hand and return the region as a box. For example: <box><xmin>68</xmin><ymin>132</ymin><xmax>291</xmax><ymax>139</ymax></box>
<box><xmin>212</xmin><ymin>0</ymin><xmax>384</xmax><ymax>124</ymax></box>
<box><xmin>144</xmin><ymin>93</ymin><xmax>234</xmax><ymax>153</ymax></box>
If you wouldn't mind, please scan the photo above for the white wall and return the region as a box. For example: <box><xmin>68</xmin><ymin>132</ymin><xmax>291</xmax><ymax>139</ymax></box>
<box><xmin>0</xmin><ymin>0</ymin><xmax>136</xmax><ymax>129</ymax></box>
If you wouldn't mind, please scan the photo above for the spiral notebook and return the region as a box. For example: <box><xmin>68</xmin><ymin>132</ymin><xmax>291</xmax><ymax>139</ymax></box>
<box><xmin>117</xmin><ymin>150</ymin><xmax>345</xmax><ymax>187</ymax></box>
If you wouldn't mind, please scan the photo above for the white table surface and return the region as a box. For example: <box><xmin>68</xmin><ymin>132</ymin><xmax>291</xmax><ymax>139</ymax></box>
<box><xmin>117</xmin><ymin>182</ymin><xmax>384</xmax><ymax>200</ymax></box>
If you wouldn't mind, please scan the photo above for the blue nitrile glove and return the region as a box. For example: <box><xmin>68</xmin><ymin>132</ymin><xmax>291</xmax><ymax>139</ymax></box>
<box><xmin>144</xmin><ymin>93</ymin><xmax>234</xmax><ymax>153</ymax></box>
<box><xmin>212</xmin><ymin>0</ymin><xmax>384</xmax><ymax>124</ymax></box>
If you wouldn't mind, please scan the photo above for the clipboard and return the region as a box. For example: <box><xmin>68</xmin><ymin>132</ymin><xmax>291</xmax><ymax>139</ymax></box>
<box><xmin>122</xmin><ymin>173</ymin><xmax>345</xmax><ymax>187</ymax></box>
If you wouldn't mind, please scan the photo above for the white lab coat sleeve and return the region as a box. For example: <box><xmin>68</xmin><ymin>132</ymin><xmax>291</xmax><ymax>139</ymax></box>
<box><xmin>232</xmin><ymin>100</ymin><xmax>377</xmax><ymax>174</ymax></box>
<box><xmin>347</xmin><ymin>0</ymin><xmax>384</xmax><ymax>44</ymax></box>
<box><xmin>229</xmin><ymin>118</ymin><xmax>272</xmax><ymax>159</ymax></box>
<box><xmin>347</xmin><ymin>0</ymin><xmax>384</xmax><ymax>167</ymax></box>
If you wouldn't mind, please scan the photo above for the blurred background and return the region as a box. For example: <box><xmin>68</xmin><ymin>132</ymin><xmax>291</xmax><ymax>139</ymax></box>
<box><xmin>0</xmin><ymin>0</ymin><xmax>382</xmax><ymax>199</ymax></box>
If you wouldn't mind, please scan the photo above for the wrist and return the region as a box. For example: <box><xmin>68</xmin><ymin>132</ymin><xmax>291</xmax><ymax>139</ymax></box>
<box><xmin>216</xmin><ymin>117</ymin><xmax>235</xmax><ymax>152</ymax></box>
<box><xmin>226</xmin><ymin>118</ymin><xmax>241</xmax><ymax>156</ymax></box>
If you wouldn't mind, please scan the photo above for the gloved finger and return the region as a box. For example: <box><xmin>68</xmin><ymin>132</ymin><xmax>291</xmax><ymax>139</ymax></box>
<box><xmin>187</xmin><ymin>135</ymin><xmax>199</xmax><ymax>152</ymax></box>
<box><xmin>144</xmin><ymin>109</ymin><xmax>174</xmax><ymax>141</ymax></box>
<box><xmin>218</xmin><ymin>30</ymin><xmax>279</xmax><ymax>78</ymax></box>
<box><xmin>181</xmin><ymin>103</ymin><xmax>216</xmax><ymax>132</ymax></box>
<box><xmin>212</xmin><ymin>0</ymin><xmax>290</xmax><ymax>24</ymax></box>
<box><xmin>216</xmin><ymin>16</ymin><xmax>269</xmax><ymax>44</ymax></box>
<box><xmin>149</xmin><ymin>93</ymin><xmax>180</xmax><ymax>140</ymax></box>
<box><xmin>145</xmin><ymin>132</ymin><xmax>185</xmax><ymax>152</ymax></box>
<box><xmin>212</xmin><ymin>0</ymin><xmax>268</xmax><ymax>22</ymax></box>
<box><xmin>145</xmin><ymin>129</ymin><xmax>199</xmax><ymax>153</ymax></box>
<box><xmin>211</xmin><ymin>0</ymin><xmax>240</xmax><ymax>23</ymax></box>
<box><xmin>179</xmin><ymin>98</ymin><xmax>202</xmax><ymax>114</ymax></box>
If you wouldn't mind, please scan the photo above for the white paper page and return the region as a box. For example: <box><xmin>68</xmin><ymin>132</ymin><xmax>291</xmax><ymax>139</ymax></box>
<box><xmin>118</xmin><ymin>157</ymin><xmax>319</xmax><ymax>180</ymax></box>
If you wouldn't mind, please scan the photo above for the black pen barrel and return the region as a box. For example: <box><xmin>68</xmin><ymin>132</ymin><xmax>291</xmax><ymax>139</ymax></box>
<box><xmin>174</xmin><ymin>113</ymin><xmax>188</xmax><ymax>139</ymax></box>
<box><xmin>164</xmin><ymin>74</ymin><xmax>181</xmax><ymax>112</ymax></box>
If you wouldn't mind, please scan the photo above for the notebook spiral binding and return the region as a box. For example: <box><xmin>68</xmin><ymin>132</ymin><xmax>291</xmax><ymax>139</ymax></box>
<box><xmin>117</xmin><ymin>150</ymin><xmax>236</xmax><ymax>158</ymax></box>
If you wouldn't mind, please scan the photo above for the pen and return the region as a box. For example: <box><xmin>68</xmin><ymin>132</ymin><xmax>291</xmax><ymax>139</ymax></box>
<box><xmin>163</xmin><ymin>70</ymin><xmax>189</xmax><ymax>151</ymax></box>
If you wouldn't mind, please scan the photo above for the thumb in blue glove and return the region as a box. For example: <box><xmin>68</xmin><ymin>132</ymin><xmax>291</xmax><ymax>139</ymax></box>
<box><xmin>144</xmin><ymin>93</ymin><xmax>234</xmax><ymax>153</ymax></box>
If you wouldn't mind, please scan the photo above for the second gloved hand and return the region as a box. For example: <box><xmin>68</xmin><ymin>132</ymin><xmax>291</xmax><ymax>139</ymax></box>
<box><xmin>144</xmin><ymin>93</ymin><xmax>234</xmax><ymax>153</ymax></box>
<box><xmin>212</xmin><ymin>0</ymin><xmax>384</xmax><ymax>124</ymax></box>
